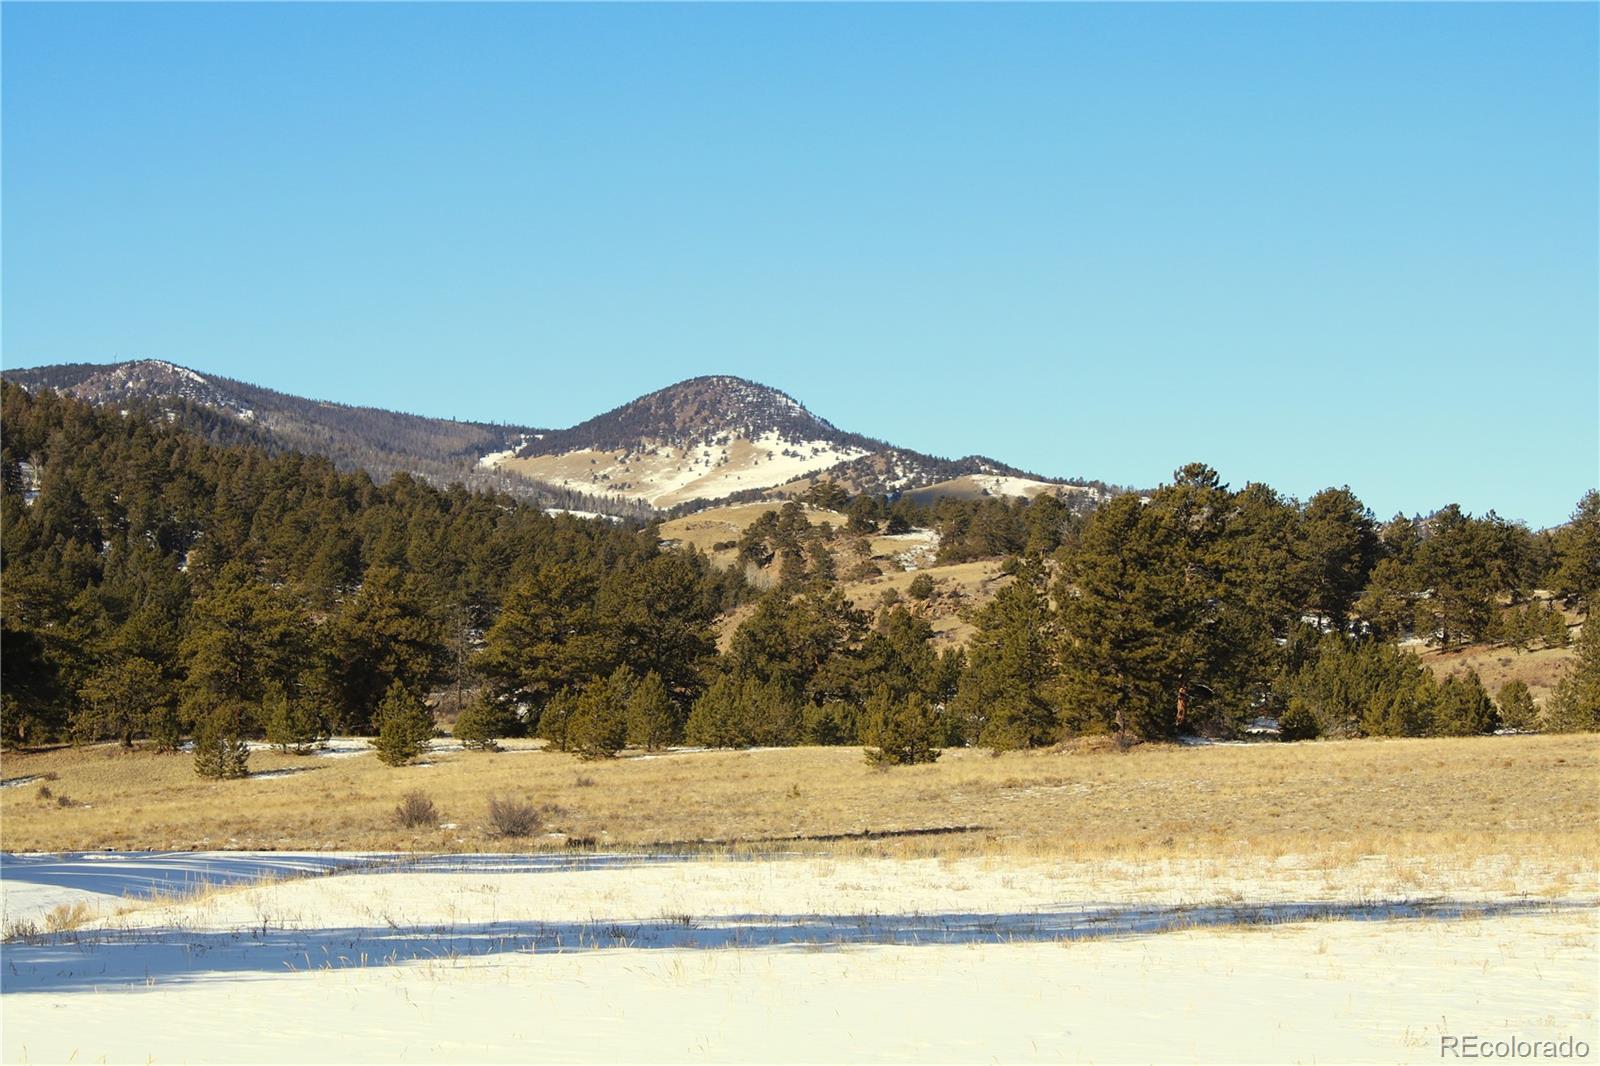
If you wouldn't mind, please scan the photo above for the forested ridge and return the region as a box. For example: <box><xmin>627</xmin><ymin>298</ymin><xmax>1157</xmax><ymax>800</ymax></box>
<box><xmin>2</xmin><ymin>361</ymin><xmax>653</xmax><ymax>519</ymax></box>
<box><xmin>1</xmin><ymin>381</ymin><xmax>1595</xmax><ymax>769</ymax></box>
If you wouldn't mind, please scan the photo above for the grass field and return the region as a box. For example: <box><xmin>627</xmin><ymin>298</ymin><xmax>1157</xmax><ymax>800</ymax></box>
<box><xmin>3</xmin><ymin>733</ymin><xmax>1596</xmax><ymax>868</ymax></box>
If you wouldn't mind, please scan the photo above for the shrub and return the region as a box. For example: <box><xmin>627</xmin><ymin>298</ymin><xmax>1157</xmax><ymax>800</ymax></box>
<box><xmin>44</xmin><ymin>902</ymin><xmax>92</xmax><ymax>933</ymax></box>
<box><xmin>907</xmin><ymin>574</ymin><xmax>936</xmax><ymax>601</ymax></box>
<box><xmin>34</xmin><ymin>785</ymin><xmax>52</xmax><ymax>802</ymax></box>
<box><xmin>487</xmin><ymin>795</ymin><xmax>539</xmax><ymax>838</ymax></box>
<box><xmin>393</xmin><ymin>790</ymin><xmax>438</xmax><ymax>829</ymax></box>
<box><xmin>55</xmin><ymin>793</ymin><xmax>74</xmax><ymax>808</ymax></box>
<box><xmin>373</xmin><ymin>682</ymin><xmax>433</xmax><ymax>767</ymax></box>
<box><xmin>193</xmin><ymin>706</ymin><xmax>251</xmax><ymax>779</ymax></box>
<box><xmin>1496</xmin><ymin>680</ymin><xmax>1539</xmax><ymax>732</ymax></box>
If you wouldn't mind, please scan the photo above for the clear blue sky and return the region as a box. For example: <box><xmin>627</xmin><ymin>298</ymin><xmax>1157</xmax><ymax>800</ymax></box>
<box><xmin>3</xmin><ymin>3</ymin><xmax>1595</xmax><ymax>528</ymax></box>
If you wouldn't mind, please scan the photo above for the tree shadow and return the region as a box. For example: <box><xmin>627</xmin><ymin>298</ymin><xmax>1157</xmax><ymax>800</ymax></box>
<box><xmin>4</xmin><ymin>897</ymin><xmax>1589</xmax><ymax>996</ymax></box>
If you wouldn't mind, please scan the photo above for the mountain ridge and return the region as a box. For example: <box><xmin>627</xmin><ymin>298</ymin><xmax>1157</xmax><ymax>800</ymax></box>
<box><xmin>3</xmin><ymin>360</ymin><xmax>1117</xmax><ymax>513</ymax></box>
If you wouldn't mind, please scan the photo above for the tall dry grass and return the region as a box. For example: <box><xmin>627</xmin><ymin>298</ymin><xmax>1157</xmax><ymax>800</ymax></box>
<box><xmin>1</xmin><ymin>733</ymin><xmax>1596</xmax><ymax>867</ymax></box>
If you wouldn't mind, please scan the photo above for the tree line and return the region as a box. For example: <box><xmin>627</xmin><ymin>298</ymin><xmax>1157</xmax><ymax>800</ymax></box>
<box><xmin>1</xmin><ymin>383</ymin><xmax>1594</xmax><ymax>770</ymax></box>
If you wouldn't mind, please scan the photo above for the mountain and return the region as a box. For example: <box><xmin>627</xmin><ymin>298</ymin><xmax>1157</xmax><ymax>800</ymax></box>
<box><xmin>490</xmin><ymin>375</ymin><xmax>1112</xmax><ymax>510</ymax></box>
<box><xmin>3</xmin><ymin>362</ymin><xmax>1115</xmax><ymax>513</ymax></box>
<box><xmin>0</xmin><ymin>360</ymin><xmax>650</xmax><ymax>516</ymax></box>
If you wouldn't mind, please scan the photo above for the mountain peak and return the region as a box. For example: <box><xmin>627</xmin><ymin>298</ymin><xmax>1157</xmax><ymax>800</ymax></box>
<box><xmin>521</xmin><ymin>375</ymin><xmax>855</xmax><ymax>458</ymax></box>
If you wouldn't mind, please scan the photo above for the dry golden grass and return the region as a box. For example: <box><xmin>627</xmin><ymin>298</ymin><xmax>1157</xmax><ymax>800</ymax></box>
<box><xmin>840</xmin><ymin>559</ymin><xmax>1007</xmax><ymax>647</ymax></box>
<box><xmin>1421</xmin><ymin>641</ymin><xmax>1578</xmax><ymax>706</ymax></box>
<box><xmin>2</xmin><ymin>734</ymin><xmax>1596</xmax><ymax>868</ymax></box>
<box><xmin>659</xmin><ymin>502</ymin><xmax>849</xmax><ymax>555</ymax></box>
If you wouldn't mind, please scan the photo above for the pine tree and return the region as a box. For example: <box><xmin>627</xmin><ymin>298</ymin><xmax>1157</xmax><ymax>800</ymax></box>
<box><xmin>685</xmin><ymin>675</ymin><xmax>742</xmax><ymax>747</ymax></box>
<box><xmin>568</xmin><ymin>667</ymin><xmax>633</xmax><ymax>759</ymax></box>
<box><xmin>951</xmin><ymin>569</ymin><xmax>1059</xmax><ymax>749</ymax></box>
<box><xmin>536</xmin><ymin>689</ymin><xmax>579</xmax><ymax>752</ymax></box>
<box><xmin>373</xmin><ymin>681</ymin><xmax>434</xmax><ymax>766</ymax></box>
<box><xmin>1295</xmin><ymin>487</ymin><xmax>1379</xmax><ymax>630</ymax></box>
<box><xmin>1545</xmin><ymin>623</ymin><xmax>1599</xmax><ymax>733</ymax></box>
<box><xmin>861</xmin><ymin>684</ymin><xmax>943</xmax><ymax>766</ymax></box>
<box><xmin>75</xmin><ymin>656</ymin><xmax>171</xmax><ymax>748</ymax></box>
<box><xmin>193</xmin><ymin>705</ymin><xmax>251</xmax><ymax>779</ymax></box>
<box><xmin>1551</xmin><ymin>490</ymin><xmax>1600</xmax><ymax>609</ymax></box>
<box><xmin>1495</xmin><ymin>680</ymin><xmax>1538</xmax><ymax>732</ymax></box>
<box><xmin>263</xmin><ymin>685</ymin><xmax>326</xmax><ymax>754</ymax></box>
<box><xmin>1543</xmin><ymin>605</ymin><xmax>1571</xmax><ymax>649</ymax></box>
<box><xmin>625</xmin><ymin>671</ymin><xmax>677</xmax><ymax>751</ymax></box>
<box><xmin>453</xmin><ymin>690</ymin><xmax>512</xmax><ymax>751</ymax></box>
<box><xmin>1431</xmin><ymin>671</ymin><xmax>1498</xmax><ymax>736</ymax></box>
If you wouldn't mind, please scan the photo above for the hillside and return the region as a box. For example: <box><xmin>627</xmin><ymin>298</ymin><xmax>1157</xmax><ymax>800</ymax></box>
<box><xmin>4</xmin><ymin>363</ymin><xmax>1114</xmax><ymax>514</ymax></box>
<box><xmin>1</xmin><ymin>360</ymin><xmax>656</xmax><ymax>517</ymax></box>
<box><xmin>493</xmin><ymin>375</ymin><xmax>1114</xmax><ymax>508</ymax></box>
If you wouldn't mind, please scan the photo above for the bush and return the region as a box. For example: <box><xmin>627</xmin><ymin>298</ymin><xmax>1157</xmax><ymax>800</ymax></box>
<box><xmin>487</xmin><ymin>795</ymin><xmax>539</xmax><ymax>838</ymax></box>
<box><xmin>373</xmin><ymin>682</ymin><xmax>433</xmax><ymax>766</ymax></box>
<box><xmin>393</xmin><ymin>790</ymin><xmax>438</xmax><ymax>829</ymax></box>
<box><xmin>193</xmin><ymin>706</ymin><xmax>251</xmax><ymax>779</ymax></box>
<box><xmin>907</xmin><ymin>574</ymin><xmax>936</xmax><ymax>601</ymax></box>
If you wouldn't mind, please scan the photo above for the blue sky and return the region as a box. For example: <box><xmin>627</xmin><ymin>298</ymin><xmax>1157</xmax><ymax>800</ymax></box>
<box><xmin>3</xmin><ymin>3</ymin><xmax>1595</xmax><ymax>528</ymax></box>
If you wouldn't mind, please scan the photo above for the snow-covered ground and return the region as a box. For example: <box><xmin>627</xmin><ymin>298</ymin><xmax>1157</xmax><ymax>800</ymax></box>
<box><xmin>492</xmin><ymin>431</ymin><xmax>870</xmax><ymax>508</ymax></box>
<box><xmin>2</xmin><ymin>852</ymin><xmax>1594</xmax><ymax>1062</ymax></box>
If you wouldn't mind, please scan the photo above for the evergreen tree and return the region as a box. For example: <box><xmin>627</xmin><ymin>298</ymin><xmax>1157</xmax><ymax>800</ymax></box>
<box><xmin>372</xmin><ymin>681</ymin><xmax>434</xmax><ymax>766</ymax></box>
<box><xmin>453</xmin><ymin>690</ymin><xmax>513</xmax><ymax>751</ymax></box>
<box><xmin>568</xmin><ymin>666</ymin><xmax>633</xmax><ymax>759</ymax></box>
<box><xmin>685</xmin><ymin>675</ymin><xmax>802</xmax><ymax>748</ymax></box>
<box><xmin>193</xmin><ymin>705</ymin><xmax>251</xmax><ymax>779</ymax></box>
<box><xmin>626</xmin><ymin>670</ymin><xmax>677</xmax><ymax>751</ymax></box>
<box><xmin>74</xmin><ymin>656</ymin><xmax>171</xmax><ymax>748</ymax></box>
<box><xmin>861</xmin><ymin>684</ymin><xmax>943</xmax><ymax>766</ymax></box>
<box><xmin>951</xmin><ymin>568</ymin><xmax>1059</xmax><ymax>749</ymax></box>
<box><xmin>1550</xmin><ymin>490</ymin><xmax>1600</xmax><ymax>610</ymax></box>
<box><xmin>179</xmin><ymin>562</ymin><xmax>309</xmax><ymax>722</ymax></box>
<box><xmin>1056</xmin><ymin>469</ymin><xmax>1275</xmax><ymax>741</ymax></box>
<box><xmin>1296</xmin><ymin>486</ymin><xmax>1379</xmax><ymax>630</ymax></box>
<box><xmin>477</xmin><ymin>561</ymin><xmax>609</xmax><ymax>710</ymax></box>
<box><xmin>1545</xmin><ymin>623</ymin><xmax>1600</xmax><ymax>733</ymax></box>
<box><xmin>263</xmin><ymin>685</ymin><xmax>326</xmax><ymax>754</ymax></box>
<box><xmin>321</xmin><ymin>566</ymin><xmax>448</xmax><ymax>734</ymax></box>
<box><xmin>1495</xmin><ymin>680</ymin><xmax>1538</xmax><ymax>732</ymax></box>
<box><xmin>1431</xmin><ymin>671</ymin><xmax>1498</xmax><ymax>736</ymax></box>
<box><xmin>536</xmin><ymin>688</ymin><xmax>580</xmax><ymax>752</ymax></box>
<box><xmin>1284</xmin><ymin>634</ymin><xmax>1439</xmax><ymax>738</ymax></box>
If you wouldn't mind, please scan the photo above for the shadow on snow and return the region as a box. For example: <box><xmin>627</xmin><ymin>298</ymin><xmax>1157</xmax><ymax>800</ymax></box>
<box><xmin>4</xmin><ymin>897</ymin><xmax>1590</xmax><ymax>995</ymax></box>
